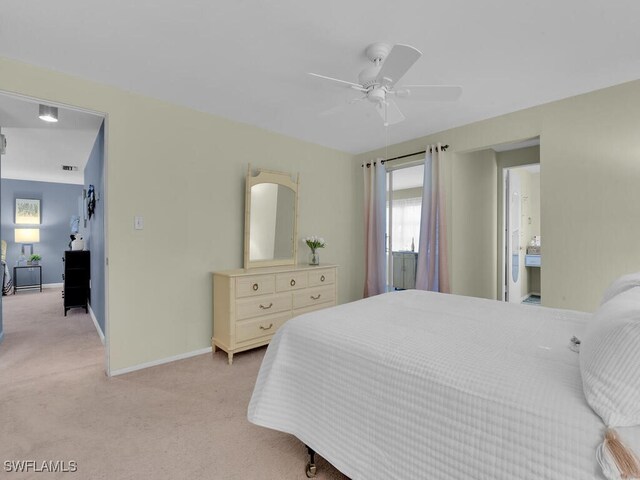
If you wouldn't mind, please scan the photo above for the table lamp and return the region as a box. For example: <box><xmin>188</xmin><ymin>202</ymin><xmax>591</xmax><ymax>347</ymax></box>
<box><xmin>15</xmin><ymin>228</ymin><xmax>40</xmax><ymax>265</ymax></box>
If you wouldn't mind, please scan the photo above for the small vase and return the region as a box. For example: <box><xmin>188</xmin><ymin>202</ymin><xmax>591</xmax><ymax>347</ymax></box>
<box><xmin>309</xmin><ymin>250</ymin><xmax>319</xmax><ymax>266</ymax></box>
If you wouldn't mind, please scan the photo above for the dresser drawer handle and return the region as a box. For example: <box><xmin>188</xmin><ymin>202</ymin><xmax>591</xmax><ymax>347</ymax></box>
<box><xmin>259</xmin><ymin>323</ymin><xmax>274</xmax><ymax>331</ymax></box>
<box><xmin>310</xmin><ymin>294</ymin><xmax>321</xmax><ymax>300</ymax></box>
<box><xmin>320</xmin><ymin>275</ymin><xmax>325</xmax><ymax>282</ymax></box>
<box><xmin>259</xmin><ymin>302</ymin><xmax>273</xmax><ymax>310</ymax></box>
<box><xmin>252</xmin><ymin>283</ymin><xmax>259</xmax><ymax>291</ymax></box>
<box><xmin>290</xmin><ymin>279</ymin><xmax>296</xmax><ymax>287</ymax></box>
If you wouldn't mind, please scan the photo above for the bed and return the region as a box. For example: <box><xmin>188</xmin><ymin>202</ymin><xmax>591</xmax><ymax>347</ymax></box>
<box><xmin>248</xmin><ymin>288</ymin><xmax>640</xmax><ymax>480</ymax></box>
<box><xmin>1</xmin><ymin>240</ymin><xmax>12</xmax><ymax>295</ymax></box>
<box><xmin>1</xmin><ymin>261</ymin><xmax>11</xmax><ymax>295</ymax></box>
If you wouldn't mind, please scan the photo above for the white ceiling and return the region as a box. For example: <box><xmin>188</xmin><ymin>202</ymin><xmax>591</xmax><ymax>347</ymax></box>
<box><xmin>1</xmin><ymin>1</ymin><xmax>639</xmax><ymax>154</ymax></box>
<box><xmin>0</xmin><ymin>93</ymin><xmax>103</xmax><ymax>184</ymax></box>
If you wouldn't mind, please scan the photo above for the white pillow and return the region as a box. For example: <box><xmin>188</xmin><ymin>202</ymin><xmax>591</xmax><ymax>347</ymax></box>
<box><xmin>600</xmin><ymin>271</ymin><xmax>640</xmax><ymax>305</ymax></box>
<box><xmin>580</xmin><ymin>286</ymin><xmax>640</xmax><ymax>427</ymax></box>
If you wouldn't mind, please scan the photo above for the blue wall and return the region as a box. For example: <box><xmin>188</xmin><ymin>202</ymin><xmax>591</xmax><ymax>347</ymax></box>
<box><xmin>1</xmin><ymin>179</ymin><xmax>82</xmax><ymax>286</ymax></box>
<box><xmin>82</xmin><ymin>122</ymin><xmax>105</xmax><ymax>334</ymax></box>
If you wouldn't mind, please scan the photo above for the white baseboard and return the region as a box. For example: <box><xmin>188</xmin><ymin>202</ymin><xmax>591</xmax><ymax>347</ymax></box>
<box><xmin>43</xmin><ymin>282</ymin><xmax>63</xmax><ymax>289</ymax></box>
<box><xmin>88</xmin><ymin>304</ymin><xmax>105</xmax><ymax>345</ymax></box>
<box><xmin>109</xmin><ymin>346</ymin><xmax>213</xmax><ymax>377</ymax></box>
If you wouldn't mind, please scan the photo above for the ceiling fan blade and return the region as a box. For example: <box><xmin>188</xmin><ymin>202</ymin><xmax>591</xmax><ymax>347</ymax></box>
<box><xmin>308</xmin><ymin>73</ymin><xmax>366</xmax><ymax>91</ymax></box>
<box><xmin>375</xmin><ymin>99</ymin><xmax>405</xmax><ymax>126</ymax></box>
<box><xmin>319</xmin><ymin>104</ymin><xmax>347</xmax><ymax>117</ymax></box>
<box><xmin>318</xmin><ymin>96</ymin><xmax>366</xmax><ymax>117</ymax></box>
<box><xmin>395</xmin><ymin>85</ymin><xmax>463</xmax><ymax>101</ymax></box>
<box><xmin>375</xmin><ymin>44</ymin><xmax>422</xmax><ymax>88</ymax></box>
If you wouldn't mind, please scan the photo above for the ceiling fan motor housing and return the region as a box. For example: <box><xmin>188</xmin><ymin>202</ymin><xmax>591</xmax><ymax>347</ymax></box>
<box><xmin>365</xmin><ymin>42</ymin><xmax>391</xmax><ymax>63</ymax></box>
<box><xmin>358</xmin><ymin>65</ymin><xmax>381</xmax><ymax>88</ymax></box>
<box><xmin>359</xmin><ymin>42</ymin><xmax>391</xmax><ymax>88</ymax></box>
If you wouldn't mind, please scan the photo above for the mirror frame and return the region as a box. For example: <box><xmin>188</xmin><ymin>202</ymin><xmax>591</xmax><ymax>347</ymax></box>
<box><xmin>244</xmin><ymin>166</ymin><xmax>299</xmax><ymax>269</ymax></box>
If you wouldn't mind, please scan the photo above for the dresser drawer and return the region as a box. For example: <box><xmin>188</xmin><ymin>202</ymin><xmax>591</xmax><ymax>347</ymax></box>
<box><xmin>276</xmin><ymin>271</ymin><xmax>308</xmax><ymax>292</ymax></box>
<box><xmin>236</xmin><ymin>312</ymin><xmax>291</xmax><ymax>344</ymax></box>
<box><xmin>236</xmin><ymin>293</ymin><xmax>292</xmax><ymax>320</ymax></box>
<box><xmin>293</xmin><ymin>285</ymin><xmax>335</xmax><ymax>309</ymax></box>
<box><xmin>308</xmin><ymin>268</ymin><xmax>335</xmax><ymax>287</ymax></box>
<box><xmin>236</xmin><ymin>275</ymin><xmax>275</xmax><ymax>298</ymax></box>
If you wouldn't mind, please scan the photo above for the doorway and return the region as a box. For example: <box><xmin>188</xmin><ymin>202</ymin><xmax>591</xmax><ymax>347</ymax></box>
<box><xmin>503</xmin><ymin>163</ymin><xmax>541</xmax><ymax>304</ymax></box>
<box><xmin>0</xmin><ymin>90</ymin><xmax>109</xmax><ymax>373</ymax></box>
<box><xmin>386</xmin><ymin>163</ymin><xmax>424</xmax><ymax>291</ymax></box>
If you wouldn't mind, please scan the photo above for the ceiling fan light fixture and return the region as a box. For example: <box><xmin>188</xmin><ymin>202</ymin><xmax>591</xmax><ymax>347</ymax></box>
<box><xmin>368</xmin><ymin>88</ymin><xmax>386</xmax><ymax>104</ymax></box>
<box><xmin>38</xmin><ymin>104</ymin><xmax>58</xmax><ymax>123</ymax></box>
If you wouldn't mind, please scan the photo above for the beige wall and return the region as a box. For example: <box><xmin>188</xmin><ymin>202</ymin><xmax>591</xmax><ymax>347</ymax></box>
<box><xmin>0</xmin><ymin>57</ymin><xmax>360</xmax><ymax>372</ymax></box>
<box><xmin>451</xmin><ymin>150</ymin><xmax>497</xmax><ymax>299</ymax></box>
<box><xmin>356</xmin><ymin>79</ymin><xmax>640</xmax><ymax>312</ymax></box>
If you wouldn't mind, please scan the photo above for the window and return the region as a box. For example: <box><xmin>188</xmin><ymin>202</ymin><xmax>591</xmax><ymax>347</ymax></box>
<box><xmin>390</xmin><ymin>197</ymin><xmax>421</xmax><ymax>252</ymax></box>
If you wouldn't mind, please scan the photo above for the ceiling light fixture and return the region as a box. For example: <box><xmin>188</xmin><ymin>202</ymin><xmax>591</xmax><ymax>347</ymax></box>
<box><xmin>38</xmin><ymin>104</ymin><xmax>58</xmax><ymax>123</ymax></box>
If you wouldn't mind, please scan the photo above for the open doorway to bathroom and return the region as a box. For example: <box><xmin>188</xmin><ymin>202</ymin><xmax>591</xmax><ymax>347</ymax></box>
<box><xmin>502</xmin><ymin>163</ymin><xmax>541</xmax><ymax>304</ymax></box>
<box><xmin>493</xmin><ymin>138</ymin><xmax>541</xmax><ymax>305</ymax></box>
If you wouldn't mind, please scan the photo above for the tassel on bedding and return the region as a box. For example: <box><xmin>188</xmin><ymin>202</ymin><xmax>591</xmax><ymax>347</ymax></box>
<box><xmin>597</xmin><ymin>428</ymin><xmax>640</xmax><ymax>479</ymax></box>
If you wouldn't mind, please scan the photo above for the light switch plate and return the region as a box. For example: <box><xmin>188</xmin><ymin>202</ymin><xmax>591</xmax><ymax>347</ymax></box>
<box><xmin>134</xmin><ymin>216</ymin><xmax>144</xmax><ymax>230</ymax></box>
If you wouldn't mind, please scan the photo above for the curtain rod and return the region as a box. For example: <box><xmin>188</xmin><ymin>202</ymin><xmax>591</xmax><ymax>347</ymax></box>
<box><xmin>362</xmin><ymin>145</ymin><xmax>449</xmax><ymax>168</ymax></box>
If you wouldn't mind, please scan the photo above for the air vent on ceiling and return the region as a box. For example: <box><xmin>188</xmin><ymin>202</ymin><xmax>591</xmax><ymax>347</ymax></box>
<box><xmin>62</xmin><ymin>165</ymin><xmax>79</xmax><ymax>171</ymax></box>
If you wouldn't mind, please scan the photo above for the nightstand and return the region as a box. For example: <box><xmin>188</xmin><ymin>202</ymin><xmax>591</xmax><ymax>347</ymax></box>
<box><xmin>13</xmin><ymin>265</ymin><xmax>42</xmax><ymax>294</ymax></box>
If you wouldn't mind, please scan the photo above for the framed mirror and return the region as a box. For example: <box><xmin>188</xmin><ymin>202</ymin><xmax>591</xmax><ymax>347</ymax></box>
<box><xmin>244</xmin><ymin>166</ymin><xmax>299</xmax><ymax>269</ymax></box>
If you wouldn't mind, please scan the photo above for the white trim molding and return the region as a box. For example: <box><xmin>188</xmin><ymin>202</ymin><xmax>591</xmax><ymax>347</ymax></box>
<box><xmin>88</xmin><ymin>304</ymin><xmax>105</xmax><ymax>345</ymax></box>
<box><xmin>109</xmin><ymin>347</ymin><xmax>213</xmax><ymax>377</ymax></box>
<box><xmin>43</xmin><ymin>282</ymin><xmax>64</xmax><ymax>289</ymax></box>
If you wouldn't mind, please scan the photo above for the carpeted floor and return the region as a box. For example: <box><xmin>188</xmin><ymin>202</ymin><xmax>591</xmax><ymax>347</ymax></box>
<box><xmin>0</xmin><ymin>289</ymin><xmax>347</xmax><ymax>479</ymax></box>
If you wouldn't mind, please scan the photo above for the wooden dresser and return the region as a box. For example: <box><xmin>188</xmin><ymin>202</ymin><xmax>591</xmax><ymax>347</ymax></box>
<box><xmin>212</xmin><ymin>264</ymin><xmax>337</xmax><ymax>364</ymax></box>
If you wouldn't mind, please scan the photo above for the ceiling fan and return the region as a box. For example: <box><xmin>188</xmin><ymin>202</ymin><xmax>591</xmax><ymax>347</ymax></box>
<box><xmin>310</xmin><ymin>42</ymin><xmax>462</xmax><ymax>126</ymax></box>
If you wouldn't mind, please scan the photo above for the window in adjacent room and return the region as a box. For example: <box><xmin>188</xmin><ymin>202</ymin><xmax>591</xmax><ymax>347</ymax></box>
<box><xmin>386</xmin><ymin>163</ymin><xmax>424</xmax><ymax>290</ymax></box>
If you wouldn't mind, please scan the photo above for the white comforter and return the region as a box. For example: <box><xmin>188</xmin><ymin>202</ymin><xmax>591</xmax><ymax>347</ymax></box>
<box><xmin>248</xmin><ymin>290</ymin><xmax>639</xmax><ymax>480</ymax></box>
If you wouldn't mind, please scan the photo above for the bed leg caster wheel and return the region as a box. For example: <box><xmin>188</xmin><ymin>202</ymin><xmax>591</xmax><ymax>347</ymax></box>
<box><xmin>305</xmin><ymin>463</ymin><xmax>317</xmax><ymax>478</ymax></box>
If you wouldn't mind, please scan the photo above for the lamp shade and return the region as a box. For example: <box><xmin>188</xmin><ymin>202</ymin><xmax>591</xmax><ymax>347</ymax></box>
<box><xmin>15</xmin><ymin>228</ymin><xmax>40</xmax><ymax>243</ymax></box>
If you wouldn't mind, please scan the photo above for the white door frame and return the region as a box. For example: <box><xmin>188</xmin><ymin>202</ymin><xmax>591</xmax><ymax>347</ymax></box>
<box><xmin>0</xmin><ymin>89</ymin><xmax>110</xmax><ymax>375</ymax></box>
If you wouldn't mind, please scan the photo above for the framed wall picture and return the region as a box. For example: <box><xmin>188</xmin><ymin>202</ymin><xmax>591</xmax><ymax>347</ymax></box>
<box><xmin>15</xmin><ymin>198</ymin><xmax>41</xmax><ymax>225</ymax></box>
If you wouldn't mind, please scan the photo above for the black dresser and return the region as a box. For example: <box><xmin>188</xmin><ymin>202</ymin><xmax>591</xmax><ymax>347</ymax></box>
<box><xmin>63</xmin><ymin>251</ymin><xmax>90</xmax><ymax>316</ymax></box>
